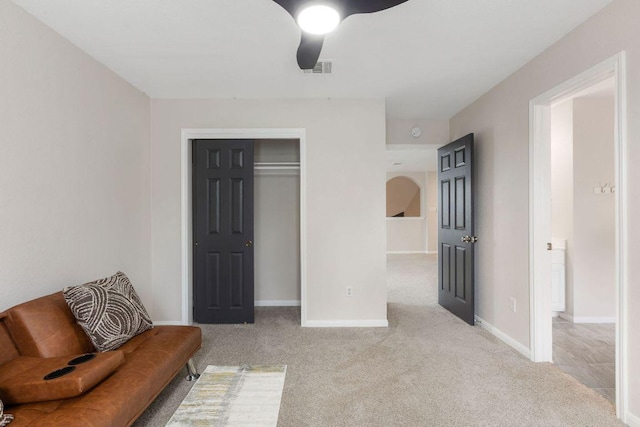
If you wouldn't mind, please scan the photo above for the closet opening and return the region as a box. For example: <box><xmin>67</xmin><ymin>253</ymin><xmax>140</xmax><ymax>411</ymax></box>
<box><xmin>253</xmin><ymin>139</ymin><xmax>301</xmax><ymax>311</ymax></box>
<box><xmin>180</xmin><ymin>129</ymin><xmax>307</xmax><ymax>327</ymax></box>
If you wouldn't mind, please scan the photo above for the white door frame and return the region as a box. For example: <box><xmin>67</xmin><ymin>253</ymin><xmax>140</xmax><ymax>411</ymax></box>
<box><xmin>529</xmin><ymin>52</ymin><xmax>628</xmax><ymax>420</ymax></box>
<box><xmin>180</xmin><ymin>128</ymin><xmax>308</xmax><ymax>326</ymax></box>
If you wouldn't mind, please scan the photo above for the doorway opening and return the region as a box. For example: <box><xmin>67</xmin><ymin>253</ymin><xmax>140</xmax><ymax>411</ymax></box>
<box><xmin>180</xmin><ymin>129</ymin><xmax>307</xmax><ymax>326</ymax></box>
<box><xmin>385</xmin><ymin>145</ymin><xmax>439</xmax><ymax>306</ymax></box>
<box><xmin>550</xmin><ymin>77</ymin><xmax>616</xmax><ymax>403</ymax></box>
<box><xmin>529</xmin><ymin>53</ymin><xmax>628</xmax><ymax>419</ymax></box>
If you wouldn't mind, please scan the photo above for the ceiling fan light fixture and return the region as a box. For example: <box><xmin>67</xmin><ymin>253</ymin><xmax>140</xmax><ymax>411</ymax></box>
<box><xmin>297</xmin><ymin>4</ymin><xmax>340</xmax><ymax>35</ymax></box>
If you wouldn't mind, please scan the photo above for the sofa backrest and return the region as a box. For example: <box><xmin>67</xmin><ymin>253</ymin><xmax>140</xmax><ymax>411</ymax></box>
<box><xmin>1</xmin><ymin>292</ymin><xmax>95</xmax><ymax>358</ymax></box>
<box><xmin>0</xmin><ymin>315</ymin><xmax>20</xmax><ymax>365</ymax></box>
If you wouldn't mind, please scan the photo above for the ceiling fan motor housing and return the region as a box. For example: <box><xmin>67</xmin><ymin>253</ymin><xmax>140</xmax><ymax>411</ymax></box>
<box><xmin>273</xmin><ymin>0</ymin><xmax>410</xmax><ymax>69</ymax></box>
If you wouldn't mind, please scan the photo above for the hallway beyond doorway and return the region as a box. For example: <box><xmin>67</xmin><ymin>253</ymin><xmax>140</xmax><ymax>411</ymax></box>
<box><xmin>387</xmin><ymin>253</ymin><xmax>437</xmax><ymax>305</ymax></box>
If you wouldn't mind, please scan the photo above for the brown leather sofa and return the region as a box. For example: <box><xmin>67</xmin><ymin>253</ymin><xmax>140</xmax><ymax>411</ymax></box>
<box><xmin>0</xmin><ymin>292</ymin><xmax>201</xmax><ymax>426</ymax></box>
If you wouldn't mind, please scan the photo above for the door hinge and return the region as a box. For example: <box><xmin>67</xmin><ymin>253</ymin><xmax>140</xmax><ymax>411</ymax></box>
<box><xmin>547</xmin><ymin>242</ymin><xmax>552</xmax><ymax>251</ymax></box>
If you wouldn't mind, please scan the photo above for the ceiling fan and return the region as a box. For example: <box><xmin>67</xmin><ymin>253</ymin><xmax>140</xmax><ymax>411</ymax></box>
<box><xmin>273</xmin><ymin>0</ymin><xmax>409</xmax><ymax>69</ymax></box>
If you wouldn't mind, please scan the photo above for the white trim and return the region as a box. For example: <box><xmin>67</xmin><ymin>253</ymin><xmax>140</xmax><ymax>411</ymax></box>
<box><xmin>153</xmin><ymin>320</ymin><xmax>183</xmax><ymax>326</ymax></box>
<box><xmin>254</xmin><ymin>169</ymin><xmax>300</xmax><ymax>177</ymax></box>
<box><xmin>254</xmin><ymin>161</ymin><xmax>300</xmax><ymax>168</ymax></box>
<box><xmin>626</xmin><ymin>411</ymin><xmax>640</xmax><ymax>427</ymax></box>
<box><xmin>614</xmin><ymin>52</ymin><xmax>629</xmax><ymax>425</ymax></box>
<box><xmin>180</xmin><ymin>129</ymin><xmax>308</xmax><ymax>327</ymax></box>
<box><xmin>529</xmin><ymin>99</ymin><xmax>553</xmax><ymax>363</ymax></box>
<box><xmin>385</xmin><ymin>217</ymin><xmax>425</xmax><ymax>221</ymax></box>
<box><xmin>255</xmin><ymin>300</ymin><xmax>301</xmax><ymax>307</ymax></box>
<box><xmin>304</xmin><ymin>319</ymin><xmax>389</xmax><ymax>328</ymax></box>
<box><xmin>385</xmin><ymin>144</ymin><xmax>442</xmax><ymax>151</ymax></box>
<box><xmin>180</xmin><ymin>130</ymin><xmax>193</xmax><ymax>326</ymax></box>
<box><xmin>475</xmin><ymin>316</ymin><xmax>531</xmax><ymax>359</ymax></box>
<box><xmin>386</xmin><ymin>251</ymin><xmax>428</xmax><ymax>255</ymax></box>
<box><xmin>558</xmin><ymin>313</ymin><xmax>616</xmax><ymax>324</ymax></box>
<box><xmin>528</xmin><ymin>52</ymin><xmax>628</xmax><ymax>421</ymax></box>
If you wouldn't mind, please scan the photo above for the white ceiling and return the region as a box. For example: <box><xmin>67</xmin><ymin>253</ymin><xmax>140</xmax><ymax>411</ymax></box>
<box><xmin>11</xmin><ymin>0</ymin><xmax>613</xmax><ymax>119</ymax></box>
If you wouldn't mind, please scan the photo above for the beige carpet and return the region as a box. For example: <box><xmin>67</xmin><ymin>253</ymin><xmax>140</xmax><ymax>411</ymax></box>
<box><xmin>387</xmin><ymin>253</ymin><xmax>438</xmax><ymax>305</ymax></box>
<box><xmin>134</xmin><ymin>255</ymin><xmax>620</xmax><ymax>427</ymax></box>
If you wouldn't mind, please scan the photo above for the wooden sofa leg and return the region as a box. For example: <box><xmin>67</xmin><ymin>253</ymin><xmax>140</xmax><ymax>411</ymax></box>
<box><xmin>185</xmin><ymin>358</ymin><xmax>200</xmax><ymax>381</ymax></box>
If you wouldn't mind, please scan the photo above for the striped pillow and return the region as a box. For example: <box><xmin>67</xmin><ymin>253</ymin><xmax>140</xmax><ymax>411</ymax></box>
<box><xmin>63</xmin><ymin>272</ymin><xmax>153</xmax><ymax>352</ymax></box>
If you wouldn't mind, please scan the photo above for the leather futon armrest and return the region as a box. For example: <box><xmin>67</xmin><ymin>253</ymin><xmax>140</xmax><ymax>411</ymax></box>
<box><xmin>0</xmin><ymin>351</ymin><xmax>124</xmax><ymax>405</ymax></box>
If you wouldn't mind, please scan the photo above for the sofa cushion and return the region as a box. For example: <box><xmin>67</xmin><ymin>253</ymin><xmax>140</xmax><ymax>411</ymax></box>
<box><xmin>3</xmin><ymin>293</ymin><xmax>95</xmax><ymax>358</ymax></box>
<box><xmin>63</xmin><ymin>272</ymin><xmax>153</xmax><ymax>352</ymax></box>
<box><xmin>4</xmin><ymin>326</ymin><xmax>202</xmax><ymax>427</ymax></box>
<box><xmin>0</xmin><ymin>351</ymin><xmax>124</xmax><ymax>405</ymax></box>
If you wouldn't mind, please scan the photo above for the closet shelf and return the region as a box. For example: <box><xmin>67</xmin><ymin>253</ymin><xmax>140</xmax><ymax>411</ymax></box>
<box><xmin>254</xmin><ymin>162</ymin><xmax>300</xmax><ymax>170</ymax></box>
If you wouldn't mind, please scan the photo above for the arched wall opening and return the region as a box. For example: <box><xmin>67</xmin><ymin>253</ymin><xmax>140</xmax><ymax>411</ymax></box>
<box><xmin>385</xmin><ymin>173</ymin><xmax>428</xmax><ymax>254</ymax></box>
<box><xmin>386</xmin><ymin>176</ymin><xmax>422</xmax><ymax>217</ymax></box>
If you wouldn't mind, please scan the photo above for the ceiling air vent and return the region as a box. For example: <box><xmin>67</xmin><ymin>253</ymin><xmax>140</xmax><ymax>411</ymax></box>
<box><xmin>304</xmin><ymin>61</ymin><xmax>333</xmax><ymax>74</ymax></box>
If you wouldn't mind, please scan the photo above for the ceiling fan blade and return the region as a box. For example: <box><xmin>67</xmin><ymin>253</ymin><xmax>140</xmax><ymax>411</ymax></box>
<box><xmin>272</xmin><ymin>0</ymin><xmax>298</xmax><ymax>18</ymax></box>
<box><xmin>297</xmin><ymin>33</ymin><xmax>324</xmax><ymax>70</ymax></box>
<box><xmin>342</xmin><ymin>0</ymin><xmax>409</xmax><ymax>17</ymax></box>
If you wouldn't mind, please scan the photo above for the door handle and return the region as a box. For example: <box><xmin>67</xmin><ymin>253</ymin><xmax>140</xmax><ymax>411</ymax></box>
<box><xmin>461</xmin><ymin>236</ymin><xmax>478</xmax><ymax>244</ymax></box>
<box><xmin>245</xmin><ymin>240</ymin><xmax>253</xmax><ymax>247</ymax></box>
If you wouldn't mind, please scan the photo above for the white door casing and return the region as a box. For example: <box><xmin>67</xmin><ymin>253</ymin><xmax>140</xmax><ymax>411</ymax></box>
<box><xmin>529</xmin><ymin>52</ymin><xmax>628</xmax><ymax>420</ymax></box>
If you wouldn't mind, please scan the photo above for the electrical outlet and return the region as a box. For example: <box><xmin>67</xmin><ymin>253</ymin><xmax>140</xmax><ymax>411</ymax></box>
<box><xmin>346</xmin><ymin>287</ymin><xmax>353</xmax><ymax>297</ymax></box>
<box><xmin>509</xmin><ymin>297</ymin><xmax>516</xmax><ymax>313</ymax></box>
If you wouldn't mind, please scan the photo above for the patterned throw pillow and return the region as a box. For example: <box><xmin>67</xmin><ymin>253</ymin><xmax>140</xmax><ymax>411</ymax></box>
<box><xmin>63</xmin><ymin>271</ymin><xmax>153</xmax><ymax>352</ymax></box>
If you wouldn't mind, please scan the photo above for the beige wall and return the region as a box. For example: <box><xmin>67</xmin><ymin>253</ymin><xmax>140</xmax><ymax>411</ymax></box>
<box><xmin>449</xmin><ymin>0</ymin><xmax>640</xmax><ymax>416</ymax></box>
<box><xmin>386</xmin><ymin>220</ymin><xmax>427</xmax><ymax>253</ymax></box>
<box><xmin>551</xmin><ymin>100</ymin><xmax>575</xmax><ymax>315</ymax></box>
<box><xmin>254</xmin><ymin>174</ymin><xmax>300</xmax><ymax>303</ymax></box>
<box><xmin>427</xmin><ymin>172</ymin><xmax>438</xmax><ymax>253</ymax></box>
<box><xmin>0</xmin><ymin>0</ymin><xmax>151</xmax><ymax>311</ymax></box>
<box><xmin>572</xmin><ymin>96</ymin><xmax>616</xmax><ymax>319</ymax></box>
<box><xmin>150</xmin><ymin>99</ymin><xmax>387</xmax><ymax>324</ymax></box>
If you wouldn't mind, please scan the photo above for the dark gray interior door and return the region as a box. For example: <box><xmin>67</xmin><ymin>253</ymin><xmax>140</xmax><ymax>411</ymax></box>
<box><xmin>438</xmin><ymin>134</ymin><xmax>476</xmax><ymax>325</ymax></box>
<box><xmin>193</xmin><ymin>139</ymin><xmax>254</xmax><ymax>324</ymax></box>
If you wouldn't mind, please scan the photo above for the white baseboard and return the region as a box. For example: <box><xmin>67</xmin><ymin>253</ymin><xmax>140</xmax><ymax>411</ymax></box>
<box><xmin>304</xmin><ymin>319</ymin><xmax>389</xmax><ymax>328</ymax></box>
<box><xmin>559</xmin><ymin>312</ymin><xmax>616</xmax><ymax>324</ymax></box>
<box><xmin>386</xmin><ymin>251</ymin><xmax>428</xmax><ymax>255</ymax></box>
<box><xmin>475</xmin><ymin>316</ymin><xmax>531</xmax><ymax>359</ymax></box>
<box><xmin>626</xmin><ymin>411</ymin><xmax>640</xmax><ymax>427</ymax></box>
<box><xmin>153</xmin><ymin>320</ymin><xmax>185</xmax><ymax>326</ymax></box>
<box><xmin>426</xmin><ymin>251</ymin><xmax>438</xmax><ymax>255</ymax></box>
<box><xmin>255</xmin><ymin>300</ymin><xmax>301</xmax><ymax>307</ymax></box>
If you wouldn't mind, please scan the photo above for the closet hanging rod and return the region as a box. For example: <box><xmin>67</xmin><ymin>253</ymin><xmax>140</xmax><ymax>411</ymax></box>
<box><xmin>254</xmin><ymin>161</ymin><xmax>300</xmax><ymax>170</ymax></box>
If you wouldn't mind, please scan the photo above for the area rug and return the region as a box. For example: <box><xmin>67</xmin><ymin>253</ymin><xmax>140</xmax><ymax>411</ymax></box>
<box><xmin>166</xmin><ymin>365</ymin><xmax>287</xmax><ymax>426</ymax></box>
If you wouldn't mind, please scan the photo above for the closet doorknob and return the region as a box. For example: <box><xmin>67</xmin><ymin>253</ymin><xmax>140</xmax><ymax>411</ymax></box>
<box><xmin>245</xmin><ymin>240</ymin><xmax>253</xmax><ymax>247</ymax></box>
